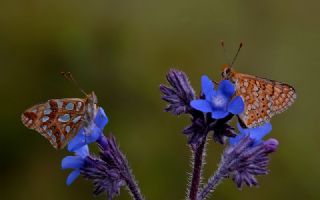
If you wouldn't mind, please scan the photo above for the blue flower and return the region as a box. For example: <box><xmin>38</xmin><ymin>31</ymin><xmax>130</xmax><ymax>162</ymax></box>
<box><xmin>68</xmin><ymin>107</ymin><xmax>108</xmax><ymax>152</ymax></box>
<box><xmin>199</xmin><ymin>122</ymin><xmax>278</xmax><ymax>195</ymax></box>
<box><xmin>224</xmin><ymin>123</ymin><xmax>277</xmax><ymax>189</ymax></box>
<box><xmin>229</xmin><ymin>122</ymin><xmax>272</xmax><ymax>146</ymax></box>
<box><xmin>190</xmin><ymin>76</ymin><xmax>244</xmax><ymax>119</ymax></box>
<box><xmin>61</xmin><ymin>145</ymin><xmax>90</xmax><ymax>185</ymax></box>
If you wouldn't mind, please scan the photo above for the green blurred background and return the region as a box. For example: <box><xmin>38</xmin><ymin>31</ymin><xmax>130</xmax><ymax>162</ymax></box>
<box><xmin>0</xmin><ymin>0</ymin><xmax>319</xmax><ymax>199</ymax></box>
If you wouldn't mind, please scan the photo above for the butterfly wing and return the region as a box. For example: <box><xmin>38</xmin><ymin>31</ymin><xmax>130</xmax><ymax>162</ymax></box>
<box><xmin>231</xmin><ymin>73</ymin><xmax>296</xmax><ymax>128</ymax></box>
<box><xmin>21</xmin><ymin>98</ymin><xmax>87</xmax><ymax>149</ymax></box>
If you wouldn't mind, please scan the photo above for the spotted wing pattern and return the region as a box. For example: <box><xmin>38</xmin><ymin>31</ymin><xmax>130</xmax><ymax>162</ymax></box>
<box><xmin>21</xmin><ymin>99</ymin><xmax>85</xmax><ymax>149</ymax></box>
<box><xmin>231</xmin><ymin>73</ymin><xmax>296</xmax><ymax>128</ymax></box>
<box><xmin>21</xmin><ymin>92</ymin><xmax>98</xmax><ymax>149</ymax></box>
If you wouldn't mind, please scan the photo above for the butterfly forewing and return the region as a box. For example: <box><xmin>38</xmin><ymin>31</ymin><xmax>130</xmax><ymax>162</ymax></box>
<box><xmin>229</xmin><ymin>71</ymin><xmax>296</xmax><ymax>128</ymax></box>
<box><xmin>21</xmin><ymin>94</ymin><xmax>96</xmax><ymax>149</ymax></box>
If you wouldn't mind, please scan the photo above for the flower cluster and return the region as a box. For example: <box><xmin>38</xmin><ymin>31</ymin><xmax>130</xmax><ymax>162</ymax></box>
<box><xmin>81</xmin><ymin>135</ymin><xmax>127</xmax><ymax>198</ymax></box>
<box><xmin>160</xmin><ymin>70</ymin><xmax>244</xmax><ymax>145</ymax></box>
<box><xmin>61</xmin><ymin>108</ymin><xmax>143</xmax><ymax>200</ymax></box>
<box><xmin>160</xmin><ymin>69</ymin><xmax>281</xmax><ymax>200</ymax></box>
<box><xmin>226</xmin><ymin>123</ymin><xmax>278</xmax><ymax>189</ymax></box>
<box><xmin>197</xmin><ymin>123</ymin><xmax>278</xmax><ymax>200</ymax></box>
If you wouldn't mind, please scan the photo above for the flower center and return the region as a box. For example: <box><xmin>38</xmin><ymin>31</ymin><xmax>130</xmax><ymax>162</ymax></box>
<box><xmin>212</xmin><ymin>95</ymin><xmax>227</xmax><ymax>108</ymax></box>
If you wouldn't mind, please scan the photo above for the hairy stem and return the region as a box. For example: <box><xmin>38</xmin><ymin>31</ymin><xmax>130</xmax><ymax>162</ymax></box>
<box><xmin>197</xmin><ymin>164</ymin><xmax>228</xmax><ymax>200</ymax></box>
<box><xmin>125</xmin><ymin>174</ymin><xmax>144</xmax><ymax>200</ymax></box>
<box><xmin>188</xmin><ymin>137</ymin><xmax>207</xmax><ymax>200</ymax></box>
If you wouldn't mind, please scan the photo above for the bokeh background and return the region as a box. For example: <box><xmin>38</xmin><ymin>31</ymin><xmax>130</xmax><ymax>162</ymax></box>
<box><xmin>1</xmin><ymin>0</ymin><xmax>319</xmax><ymax>199</ymax></box>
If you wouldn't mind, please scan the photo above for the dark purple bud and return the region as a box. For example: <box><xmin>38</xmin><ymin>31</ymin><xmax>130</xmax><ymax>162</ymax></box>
<box><xmin>160</xmin><ymin>69</ymin><xmax>195</xmax><ymax>115</ymax></box>
<box><xmin>222</xmin><ymin>136</ymin><xmax>279</xmax><ymax>189</ymax></box>
<box><xmin>81</xmin><ymin>135</ymin><xmax>144</xmax><ymax>200</ymax></box>
<box><xmin>263</xmin><ymin>138</ymin><xmax>279</xmax><ymax>153</ymax></box>
<box><xmin>161</xmin><ymin>69</ymin><xmax>238</xmax><ymax>146</ymax></box>
<box><xmin>81</xmin><ymin>156</ymin><xmax>125</xmax><ymax>199</ymax></box>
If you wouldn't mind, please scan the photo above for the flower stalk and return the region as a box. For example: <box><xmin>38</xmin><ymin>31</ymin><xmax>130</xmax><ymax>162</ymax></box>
<box><xmin>125</xmin><ymin>173</ymin><xmax>144</xmax><ymax>200</ymax></box>
<box><xmin>197</xmin><ymin>163</ymin><xmax>228</xmax><ymax>200</ymax></box>
<box><xmin>188</xmin><ymin>136</ymin><xmax>207</xmax><ymax>200</ymax></box>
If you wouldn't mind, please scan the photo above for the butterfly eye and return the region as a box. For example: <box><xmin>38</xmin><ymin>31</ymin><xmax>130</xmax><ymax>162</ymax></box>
<box><xmin>222</xmin><ymin>68</ymin><xmax>231</xmax><ymax>78</ymax></box>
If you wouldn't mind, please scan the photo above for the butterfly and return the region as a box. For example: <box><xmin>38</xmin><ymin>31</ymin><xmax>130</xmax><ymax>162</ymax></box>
<box><xmin>219</xmin><ymin>42</ymin><xmax>297</xmax><ymax>128</ymax></box>
<box><xmin>21</xmin><ymin>72</ymin><xmax>99</xmax><ymax>149</ymax></box>
<box><xmin>21</xmin><ymin>91</ymin><xmax>98</xmax><ymax>149</ymax></box>
<box><xmin>221</xmin><ymin>64</ymin><xmax>296</xmax><ymax>128</ymax></box>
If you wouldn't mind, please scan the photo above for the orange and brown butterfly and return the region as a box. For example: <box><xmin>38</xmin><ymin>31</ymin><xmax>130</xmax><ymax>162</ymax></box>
<box><xmin>21</xmin><ymin>72</ymin><xmax>99</xmax><ymax>149</ymax></box>
<box><xmin>220</xmin><ymin>42</ymin><xmax>297</xmax><ymax>128</ymax></box>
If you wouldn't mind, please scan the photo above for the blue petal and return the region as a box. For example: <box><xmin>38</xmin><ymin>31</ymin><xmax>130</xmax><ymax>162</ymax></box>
<box><xmin>84</xmin><ymin>126</ymin><xmax>103</xmax><ymax>144</ymax></box>
<box><xmin>218</xmin><ymin>80</ymin><xmax>235</xmax><ymax>98</ymax></box>
<box><xmin>66</xmin><ymin>170</ymin><xmax>81</xmax><ymax>186</ymax></box>
<box><xmin>228</xmin><ymin>96</ymin><xmax>245</xmax><ymax>114</ymax></box>
<box><xmin>94</xmin><ymin>108</ymin><xmax>108</xmax><ymax>130</ymax></box>
<box><xmin>229</xmin><ymin>133</ymin><xmax>246</xmax><ymax>145</ymax></box>
<box><xmin>190</xmin><ymin>100</ymin><xmax>212</xmax><ymax>113</ymax></box>
<box><xmin>211</xmin><ymin>111</ymin><xmax>229</xmax><ymax>119</ymax></box>
<box><xmin>68</xmin><ymin>107</ymin><xmax>108</xmax><ymax>152</ymax></box>
<box><xmin>61</xmin><ymin>156</ymin><xmax>85</xmax><ymax>169</ymax></box>
<box><xmin>68</xmin><ymin>129</ymin><xmax>86</xmax><ymax>152</ymax></box>
<box><xmin>75</xmin><ymin>145</ymin><xmax>89</xmax><ymax>157</ymax></box>
<box><xmin>237</xmin><ymin>122</ymin><xmax>272</xmax><ymax>144</ymax></box>
<box><xmin>68</xmin><ymin>125</ymin><xmax>103</xmax><ymax>152</ymax></box>
<box><xmin>201</xmin><ymin>75</ymin><xmax>215</xmax><ymax>101</ymax></box>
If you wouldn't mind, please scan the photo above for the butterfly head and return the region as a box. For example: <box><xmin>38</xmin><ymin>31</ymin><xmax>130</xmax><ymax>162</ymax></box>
<box><xmin>84</xmin><ymin>91</ymin><xmax>99</xmax><ymax>118</ymax></box>
<box><xmin>86</xmin><ymin>91</ymin><xmax>98</xmax><ymax>105</ymax></box>
<box><xmin>81</xmin><ymin>91</ymin><xmax>100</xmax><ymax>130</ymax></box>
<box><xmin>221</xmin><ymin>64</ymin><xmax>235</xmax><ymax>80</ymax></box>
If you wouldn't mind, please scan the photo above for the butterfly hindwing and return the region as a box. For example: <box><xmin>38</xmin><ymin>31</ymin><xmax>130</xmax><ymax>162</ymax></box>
<box><xmin>22</xmin><ymin>98</ymin><xmax>89</xmax><ymax>149</ymax></box>
<box><xmin>270</xmin><ymin>82</ymin><xmax>296</xmax><ymax>115</ymax></box>
<box><xmin>231</xmin><ymin>72</ymin><xmax>296</xmax><ymax>128</ymax></box>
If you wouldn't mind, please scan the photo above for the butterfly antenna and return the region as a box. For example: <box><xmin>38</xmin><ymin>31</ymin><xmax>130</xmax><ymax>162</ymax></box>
<box><xmin>220</xmin><ymin>40</ymin><xmax>232</xmax><ymax>65</ymax></box>
<box><xmin>230</xmin><ymin>42</ymin><xmax>243</xmax><ymax>68</ymax></box>
<box><xmin>60</xmin><ymin>72</ymin><xmax>87</xmax><ymax>96</ymax></box>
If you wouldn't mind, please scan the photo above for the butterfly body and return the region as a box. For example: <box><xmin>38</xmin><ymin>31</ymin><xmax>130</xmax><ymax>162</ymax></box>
<box><xmin>222</xmin><ymin>65</ymin><xmax>296</xmax><ymax>128</ymax></box>
<box><xmin>21</xmin><ymin>92</ymin><xmax>98</xmax><ymax>149</ymax></box>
